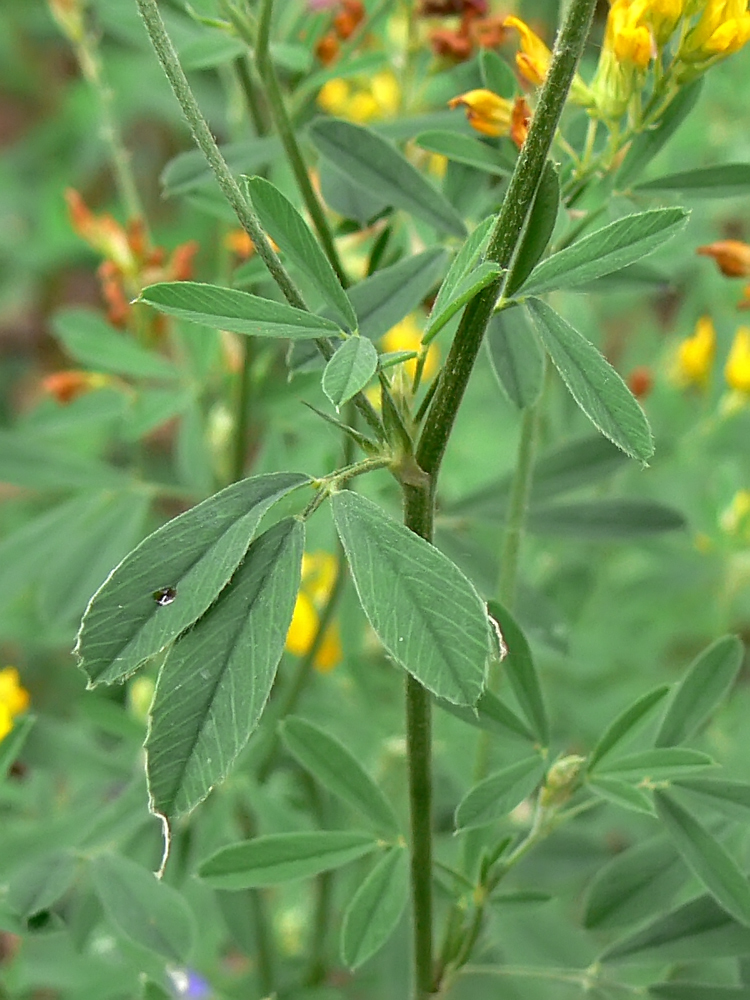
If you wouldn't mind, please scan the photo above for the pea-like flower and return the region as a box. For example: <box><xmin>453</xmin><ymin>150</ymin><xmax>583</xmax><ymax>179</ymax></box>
<box><xmin>673</xmin><ymin>316</ymin><xmax>716</xmax><ymax>387</ymax></box>
<box><xmin>447</xmin><ymin>89</ymin><xmax>530</xmax><ymax>147</ymax></box>
<box><xmin>285</xmin><ymin>553</ymin><xmax>342</xmax><ymax>672</ymax></box>
<box><xmin>0</xmin><ymin>667</ymin><xmax>30</xmax><ymax>743</ymax></box>
<box><xmin>725</xmin><ymin>326</ymin><xmax>750</xmax><ymax>394</ymax></box>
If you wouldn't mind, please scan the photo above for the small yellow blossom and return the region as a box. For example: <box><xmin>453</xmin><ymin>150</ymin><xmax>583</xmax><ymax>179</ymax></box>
<box><xmin>503</xmin><ymin>16</ymin><xmax>552</xmax><ymax>86</ymax></box>
<box><xmin>381</xmin><ymin>315</ymin><xmax>440</xmax><ymax>381</ymax></box>
<box><xmin>674</xmin><ymin>315</ymin><xmax>716</xmax><ymax>387</ymax></box>
<box><xmin>0</xmin><ymin>667</ymin><xmax>30</xmax><ymax>742</ymax></box>
<box><xmin>317</xmin><ymin>71</ymin><xmax>400</xmax><ymax>124</ymax></box>
<box><xmin>725</xmin><ymin>326</ymin><xmax>750</xmax><ymax>393</ymax></box>
<box><xmin>447</xmin><ymin>90</ymin><xmax>530</xmax><ymax>147</ymax></box>
<box><xmin>285</xmin><ymin>552</ymin><xmax>342</xmax><ymax>672</ymax></box>
<box><xmin>608</xmin><ymin>0</ymin><xmax>655</xmax><ymax>68</ymax></box>
<box><xmin>681</xmin><ymin>0</ymin><xmax>750</xmax><ymax>61</ymax></box>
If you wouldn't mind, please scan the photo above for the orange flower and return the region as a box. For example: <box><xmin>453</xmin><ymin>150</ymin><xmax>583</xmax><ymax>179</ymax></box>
<box><xmin>448</xmin><ymin>89</ymin><xmax>530</xmax><ymax>147</ymax></box>
<box><xmin>697</xmin><ymin>239</ymin><xmax>750</xmax><ymax>278</ymax></box>
<box><xmin>503</xmin><ymin>15</ymin><xmax>552</xmax><ymax>86</ymax></box>
<box><xmin>315</xmin><ymin>31</ymin><xmax>340</xmax><ymax>65</ymax></box>
<box><xmin>42</xmin><ymin>370</ymin><xmax>111</xmax><ymax>404</ymax></box>
<box><xmin>627</xmin><ymin>365</ymin><xmax>653</xmax><ymax>399</ymax></box>
<box><xmin>66</xmin><ymin>189</ymin><xmax>136</xmax><ymax>277</ymax></box>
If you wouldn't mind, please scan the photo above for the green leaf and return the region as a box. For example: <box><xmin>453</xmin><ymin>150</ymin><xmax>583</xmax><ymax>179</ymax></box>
<box><xmin>526</xmin><ymin>298</ymin><xmax>654</xmax><ymax>462</ymax></box>
<box><xmin>146</xmin><ymin>518</ymin><xmax>304</xmax><ymax>819</ymax></box>
<box><xmin>437</xmin><ymin>690</ymin><xmax>536</xmax><ymax>744</ymax></box>
<box><xmin>6</xmin><ymin>851</ymin><xmax>78</xmax><ymax>919</ymax></box>
<box><xmin>51</xmin><ymin>308</ymin><xmax>179</xmax><ymax>380</ymax></box>
<box><xmin>0</xmin><ymin>430</ymin><xmax>127</xmax><ymax>492</ymax></box>
<box><xmin>655</xmin><ymin>790</ymin><xmax>750</xmax><ymax>928</ymax></box>
<box><xmin>332</xmin><ymin>491</ymin><xmax>491</xmax><ymax>705</ymax></box>
<box><xmin>309</xmin><ymin>118</ymin><xmax>467</xmax><ymax>236</ymax></box>
<box><xmin>424</xmin><ymin>216</ymin><xmax>493</xmax><ymax>342</ymax></box>
<box><xmin>322</xmin><ymin>337</ymin><xmax>379</xmax><ymax>409</ymax></box>
<box><xmin>486</xmin><ymin>305</ymin><xmax>545</xmax><ymax>410</ymax></box>
<box><xmin>636</xmin><ymin>164</ymin><xmax>750</xmax><ymax>199</ymax></box>
<box><xmin>649</xmin><ymin>983</ymin><xmax>750</xmax><ymax>999</ymax></box>
<box><xmin>616</xmin><ymin>79</ymin><xmax>702</xmax><ymax>188</ymax></box>
<box><xmin>38</xmin><ymin>491</ymin><xmax>149</xmax><ymax>626</ymax></box>
<box><xmin>161</xmin><ymin>137</ymin><xmax>280</xmax><ymax>196</ymax></box>
<box><xmin>505</xmin><ymin>160</ymin><xmax>560</xmax><ymax>297</ymax></box>
<box><xmin>0</xmin><ymin>715</ymin><xmax>35</xmax><ymax>779</ymax></box>
<box><xmin>340</xmin><ymin>847</ymin><xmax>409</xmax><ymax>969</ymax></box>
<box><xmin>244</xmin><ymin>176</ymin><xmax>357</xmax><ymax>330</ymax></box>
<box><xmin>319</xmin><ymin>157</ymin><xmax>390</xmax><ymax>227</ymax></box>
<box><xmin>424</xmin><ymin>262</ymin><xmax>502</xmax><ymax>344</ymax></box>
<box><xmin>597</xmin><ymin>748</ymin><xmax>715</xmax><ymax>781</ymax></box>
<box><xmin>90</xmin><ymin>853</ymin><xmax>195</xmax><ymax>963</ymax></box>
<box><xmin>139</xmin><ymin>282</ymin><xmax>343</xmax><ymax>339</ymax></box>
<box><xmin>656</xmin><ymin>636</ymin><xmax>744</xmax><ymax>748</ymax></box>
<box><xmin>672</xmin><ymin>778</ymin><xmax>750</xmax><ymax>819</ymax></box>
<box><xmin>588</xmin><ymin>686</ymin><xmax>670</xmax><ymax>771</ymax></box>
<box><xmin>455</xmin><ymin>756</ymin><xmax>545</xmax><ymax>831</ymax></box>
<box><xmin>178</xmin><ymin>31</ymin><xmax>245</xmax><ymax>70</ymax></box>
<box><xmin>198</xmin><ymin>831</ymin><xmax>379</xmax><ymax>889</ymax></box>
<box><xmin>588</xmin><ymin>776</ymin><xmax>656</xmax><ymax>815</ymax></box>
<box><xmin>601</xmin><ymin>890</ymin><xmax>750</xmax><ymax>964</ymax></box>
<box><xmin>480</xmin><ymin>48</ymin><xmax>517</xmax><ymax>98</ymax></box>
<box><xmin>415</xmin><ymin>130</ymin><xmax>512</xmax><ymax>177</ymax></box>
<box><xmin>347</xmin><ymin>248</ymin><xmax>449</xmax><ymax>341</ymax></box>
<box><xmin>527</xmin><ymin>499</ymin><xmax>685</xmax><ymax>539</ymax></box>
<box><xmin>583</xmin><ymin>837</ymin><xmax>686</xmax><ymax>930</ymax></box>
<box><xmin>280</xmin><ymin>717</ymin><xmax>401</xmax><ymax>836</ymax></box>
<box><xmin>76</xmin><ymin>472</ymin><xmax>308</xmax><ymax>685</ymax></box>
<box><xmin>520</xmin><ymin>209</ymin><xmax>689</xmax><ymax>296</ymax></box>
<box><xmin>486</xmin><ymin>600</ymin><xmax>548</xmax><ymax>745</ymax></box>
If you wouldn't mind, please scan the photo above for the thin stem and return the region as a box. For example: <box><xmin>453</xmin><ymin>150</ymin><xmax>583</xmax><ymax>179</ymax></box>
<box><xmin>249</xmin><ymin>886</ymin><xmax>275</xmax><ymax>994</ymax></box>
<box><xmin>234</xmin><ymin>55</ymin><xmax>269</xmax><ymax>137</ymax></box>
<box><xmin>416</xmin><ymin>0</ymin><xmax>598</xmax><ymax>483</ymax></box>
<box><xmin>134</xmin><ymin>0</ymin><xmax>306</xmax><ymax>310</ymax></box>
<box><xmin>251</xmin><ymin>0</ymin><xmax>350</xmax><ymax>287</ymax></box>
<box><xmin>231</xmin><ymin>337</ymin><xmax>253</xmax><ymax>483</ymax></box>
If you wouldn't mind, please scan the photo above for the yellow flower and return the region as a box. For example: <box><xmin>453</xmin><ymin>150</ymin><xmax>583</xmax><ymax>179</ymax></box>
<box><xmin>447</xmin><ymin>90</ymin><xmax>530</xmax><ymax>146</ymax></box>
<box><xmin>503</xmin><ymin>16</ymin><xmax>552</xmax><ymax>86</ymax></box>
<box><xmin>0</xmin><ymin>667</ymin><xmax>30</xmax><ymax>742</ymax></box>
<box><xmin>317</xmin><ymin>71</ymin><xmax>400</xmax><ymax>124</ymax></box>
<box><xmin>606</xmin><ymin>0</ymin><xmax>655</xmax><ymax>69</ymax></box>
<box><xmin>681</xmin><ymin>0</ymin><xmax>750</xmax><ymax>60</ymax></box>
<box><xmin>674</xmin><ymin>315</ymin><xmax>716</xmax><ymax>387</ymax></box>
<box><xmin>725</xmin><ymin>326</ymin><xmax>750</xmax><ymax>393</ymax></box>
<box><xmin>285</xmin><ymin>552</ymin><xmax>342</xmax><ymax>673</ymax></box>
<box><xmin>381</xmin><ymin>315</ymin><xmax>440</xmax><ymax>381</ymax></box>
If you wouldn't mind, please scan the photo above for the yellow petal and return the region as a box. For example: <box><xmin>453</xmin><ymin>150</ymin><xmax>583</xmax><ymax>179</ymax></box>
<box><xmin>725</xmin><ymin>326</ymin><xmax>750</xmax><ymax>393</ymax></box>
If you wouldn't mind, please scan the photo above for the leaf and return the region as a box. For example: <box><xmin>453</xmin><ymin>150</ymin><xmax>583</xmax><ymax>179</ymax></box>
<box><xmin>584</xmin><ymin>836</ymin><xmax>686</xmax><ymax>930</ymax></box>
<box><xmin>672</xmin><ymin>778</ymin><xmax>750</xmax><ymax>819</ymax></box>
<box><xmin>527</xmin><ymin>499</ymin><xmax>684</xmax><ymax>539</ymax></box>
<box><xmin>146</xmin><ymin>518</ymin><xmax>304</xmax><ymax>819</ymax></box>
<box><xmin>616</xmin><ymin>79</ymin><xmax>703</xmax><ymax>188</ymax></box>
<box><xmin>486</xmin><ymin>600</ymin><xmax>548</xmax><ymax>745</ymax></box>
<box><xmin>198</xmin><ymin>831</ymin><xmax>379</xmax><ymax>889</ymax></box>
<box><xmin>636</xmin><ymin>164</ymin><xmax>750</xmax><ymax>199</ymax></box>
<box><xmin>588</xmin><ymin>685</ymin><xmax>670</xmax><ymax>771</ymax></box>
<box><xmin>597</xmin><ymin>748</ymin><xmax>715</xmax><ymax>781</ymax></box>
<box><xmin>318</xmin><ymin>157</ymin><xmax>390</xmax><ymax>227</ymax></box>
<box><xmin>139</xmin><ymin>282</ymin><xmax>343</xmax><ymax>339</ymax></box>
<box><xmin>424</xmin><ymin>262</ymin><xmax>502</xmax><ymax>344</ymax></box>
<box><xmin>340</xmin><ymin>848</ymin><xmax>409</xmax><ymax>969</ymax></box>
<box><xmin>0</xmin><ymin>430</ymin><xmax>127</xmax><ymax>492</ymax></box>
<box><xmin>505</xmin><ymin>160</ymin><xmax>560</xmax><ymax>297</ymax></box>
<box><xmin>51</xmin><ymin>308</ymin><xmax>179</xmax><ymax>379</ymax></box>
<box><xmin>480</xmin><ymin>48</ymin><xmax>517</xmax><ymax>97</ymax></box>
<box><xmin>455</xmin><ymin>756</ymin><xmax>545</xmax><ymax>831</ymax></box>
<box><xmin>486</xmin><ymin>305</ymin><xmax>545</xmax><ymax>410</ymax></box>
<box><xmin>526</xmin><ymin>298</ymin><xmax>654</xmax><ymax>462</ymax></box>
<box><xmin>588</xmin><ymin>776</ymin><xmax>656</xmax><ymax>815</ymax></box>
<box><xmin>322</xmin><ymin>337</ymin><xmax>379</xmax><ymax>409</ymax></box>
<box><xmin>520</xmin><ymin>209</ymin><xmax>689</xmax><ymax>296</ymax></box>
<box><xmin>347</xmin><ymin>248</ymin><xmax>449</xmax><ymax>342</ymax></box>
<box><xmin>437</xmin><ymin>690</ymin><xmax>536</xmax><ymax>744</ymax></box>
<box><xmin>76</xmin><ymin>472</ymin><xmax>308</xmax><ymax>686</ymax></box>
<box><xmin>656</xmin><ymin>636</ymin><xmax>744</xmax><ymax>748</ymax></box>
<box><xmin>280</xmin><ymin>717</ymin><xmax>401</xmax><ymax>836</ymax></box>
<box><xmin>309</xmin><ymin>118</ymin><xmax>467</xmax><ymax>237</ymax></box>
<box><xmin>161</xmin><ymin>136</ymin><xmax>280</xmax><ymax>197</ymax></box>
<box><xmin>649</xmin><ymin>983</ymin><xmax>750</xmax><ymax>999</ymax></box>
<box><xmin>6</xmin><ymin>851</ymin><xmax>78</xmax><ymax>919</ymax></box>
<box><xmin>244</xmin><ymin>176</ymin><xmax>357</xmax><ymax>330</ymax></box>
<box><xmin>655</xmin><ymin>790</ymin><xmax>750</xmax><ymax>928</ymax></box>
<box><xmin>601</xmin><ymin>890</ymin><xmax>750</xmax><ymax>964</ymax></box>
<box><xmin>332</xmin><ymin>491</ymin><xmax>491</xmax><ymax>705</ymax></box>
<box><xmin>424</xmin><ymin>216</ymin><xmax>494</xmax><ymax>342</ymax></box>
<box><xmin>0</xmin><ymin>715</ymin><xmax>35</xmax><ymax>779</ymax></box>
<box><xmin>414</xmin><ymin>130</ymin><xmax>511</xmax><ymax>177</ymax></box>
<box><xmin>90</xmin><ymin>853</ymin><xmax>195</xmax><ymax>963</ymax></box>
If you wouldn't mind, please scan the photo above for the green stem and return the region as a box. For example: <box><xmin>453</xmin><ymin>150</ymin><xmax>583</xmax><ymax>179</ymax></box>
<box><xmin>249</xmin><ymin>886</ymin><xmax>275</xmax><ymax>994</ymax></box>
<box><xmin>402</xmin><ymin>482</ymin><xmax>436</xmax><ymax>999</ymax></box>
<box><xmin>252</xmin><ymin>0</ymin><xmax>350</xmax><ymax>287</ymax></box>
<box><xmin>234</xmin><ymin>54</ymin><xmax>269</xmax><ymax>137</ymax></box>
<box><xmin>415</xmin><ymin>0</ymin><xmax>598</xmax><ymax>482</ymax></box>
<box><xmin>231</xmin><ymin>337</ymin><xmax>254</xmax><ymax>483</ymax></box>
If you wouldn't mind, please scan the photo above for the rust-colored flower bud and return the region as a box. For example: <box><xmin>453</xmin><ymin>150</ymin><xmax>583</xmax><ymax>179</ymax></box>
<box><xmin>430</xmin><ymin>27</ymin><xmax>474</xmax><ymax>60</ymax></box>
<box><xmin>42</xmin><ymin>370</ymin><xmax>109</xmax><ymax>404</ymax></box>
<box><xmin>470</xmin><ymin>15</ymin><xmax>507</xmax><ymax>48</ymax></box>
<box><xmin>696</xmin><ymin>239</ymin><xmax>750</xmax><ymax>278</ymax></box>
<box><xmin>627</xmin><ymin>365</ymin><xmax>654</xmax><ymax>399</ymax></box>
<box><xmin>334</xmin><ymin>0</ymin><xmax>365</xmax><ymax>40</ymax></box>
<box><xmin>315</xmin><ymin>30</ymin><xmax>340</xmax><ymax>65</ymax></box>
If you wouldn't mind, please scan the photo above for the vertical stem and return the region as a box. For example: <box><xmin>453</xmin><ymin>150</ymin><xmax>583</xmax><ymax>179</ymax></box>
<box><xmin>403</xmin><ymin>481</ymin><xmax>436</xmax><ymax>999</ymax></box>
<box><xmin>249</xmin><ymin>886</ymin><xmax>275</xmax><ymax>995</ymax></box>
<box><xmin>231</xmin><ymin>337</ymin><xmax>254</xmax><ymax>483</ymax></box>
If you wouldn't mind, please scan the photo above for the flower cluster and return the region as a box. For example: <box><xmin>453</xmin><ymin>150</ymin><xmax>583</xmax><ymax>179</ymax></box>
<box><xmin>0</xmin><ymin>668</ymin><xmax>30</xmax><ymax>743</ymax></box>
<box><xmin>317</xmin><ymin>70</ymin><xmax>400</xmax><ymax>123</ymax></box>
<box><xmin>285</xmin><ymin>552</ymin><xmax>342</xmax><ymax>672</ymax></box>
<box><xmin>419</xmin><ymin>0</ymin><xmax>507</xmax><ymax>62</ymax></box>
<box><xmin>66</xmin><ymin>189</ymin><xmax>198</xmax><ymax>328</ymax></box>
<box><xmin>673</xmin><ymin>315</ymin><xmax>750</xmax><ymax>395</ymax></box>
